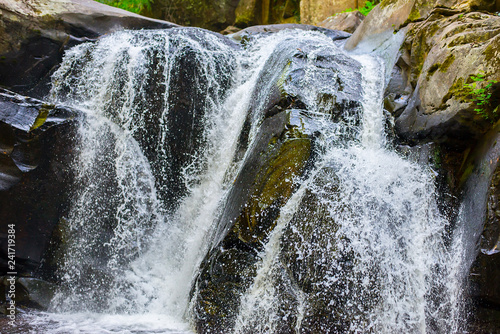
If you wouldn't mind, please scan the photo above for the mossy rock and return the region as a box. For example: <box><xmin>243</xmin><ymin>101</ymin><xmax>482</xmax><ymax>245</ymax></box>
<box><xmin>395</xmin><ymin>11</ymin><xmax>500</xmax><ymax>147</ymax></box>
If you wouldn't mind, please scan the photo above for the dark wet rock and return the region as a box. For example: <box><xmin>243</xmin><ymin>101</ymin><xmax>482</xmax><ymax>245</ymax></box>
<box><xmin>192</xmin><ymin>35</ymin><xmax>363</xmax><ymax>333</ymax></box>
<box><xmin>278</xmin><ymin>167</ymin><xmax>378</xmax><ymax>332</ymax></box>
<box><xmin>0</xmin><ymin>88</ymin><xmax>77</xmax><ymax>277</ymax></box>
<box><xmin>468</xmin><ymin>132</ymin><xmax>500</xmax><ymax>332</ymax></box>
<box><xmin>50</xmin><ymin>28</ymin><xmax>240</xmax><ymax>210</ymax></box>
<box><xmin>0</xmin><ymin>277</ymin><xmax>55</xmax><ymax>311</ymax></box>
<box><xmin>455</xmin><ymin>121</ymin><xmax>500</xmax><ymax>332</ymax></box>
<box><xmin>192</xmin><ymin>110</ymin><xmax>311</xmax><ymax>333</ymax></box>
<box><xmin>0</xmin><ymin>0</ymin><xmax>176</xmax><ymax>98</ymax></box>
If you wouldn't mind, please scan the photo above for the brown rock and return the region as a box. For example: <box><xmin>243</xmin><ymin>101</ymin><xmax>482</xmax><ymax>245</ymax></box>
<box><xmin>395</xmin><ymin>11</ymin><xmax>500</xmax><ymax>147</ymax></box>
<box><xmin>317</xmin><ymin>10</ymin><xmax>365</xmax><ymax>33</ymax></box>
<box><xmin>300</xmin><ymin>0</ymin><xmax>368</xmax><ymax>25</ymax></box>
<box><xmin>344</xmin><ymin>0</ymin><xmax>498</xmax><ymax>50</ymax></box>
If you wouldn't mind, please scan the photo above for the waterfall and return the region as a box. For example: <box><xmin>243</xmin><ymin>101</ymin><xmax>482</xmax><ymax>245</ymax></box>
<box><xmin>23</xmin><ymin>27</ymin><xmax>466</xmax><ymax>333</ymax></box>
<box><xmin>232</xmin><ymin>52</ymin><xmax>463</xmax><ymax>333</ymax></box>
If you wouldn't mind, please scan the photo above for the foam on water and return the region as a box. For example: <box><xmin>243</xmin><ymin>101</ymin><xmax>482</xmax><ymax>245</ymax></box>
<box><xmin>17</xmin><ymin>27</ymin><xmax>468</xmax><ymax>333</ymax></box>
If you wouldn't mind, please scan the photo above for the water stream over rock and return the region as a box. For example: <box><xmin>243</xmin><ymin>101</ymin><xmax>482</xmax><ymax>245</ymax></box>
<box><xmin>14</xmin><ymin>27</ymin><xmax>468</xmax><ymax>333</ymax></box>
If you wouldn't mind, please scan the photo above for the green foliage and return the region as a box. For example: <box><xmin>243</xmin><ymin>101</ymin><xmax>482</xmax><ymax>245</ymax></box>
<box><xmin>359</xmin><ymin>1</ymin><xmax>376</xmax><ymax>16</ymax></box>
<box><xmin>339</xmin><ymin>1</ymin><xmax>377</xmax><ymax>16</ymax></box>
<box><xmin>465</xmin><ymin>71</ymin><xmax>499</xmax><ymax>121</ymax></box>
<box><xmin>96</xmin><ymin>0</ymin><xmax>152</xmax><ymax>14</ymax></box>
<box><xmin>340</xmin><ymin>7</ymin><xmax>355</xmax><ymax>14</ymax></box>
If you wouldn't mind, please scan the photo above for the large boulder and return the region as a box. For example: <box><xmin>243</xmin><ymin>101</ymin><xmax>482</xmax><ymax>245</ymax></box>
<box><xmin>50</xmin><ymin>27</ymin><xmax>240</xmax><ymax>210</ymax></box>
<box><xmin>394</xmin><ymin>11</ymin><xmax>500</xmax><ymax>147</ymax></box>
<box><xmin>344</xmin><ymin>0</ymin><xmax>498</xmax><ymax>50</ymax></box>
<box><xmin>191</xmin><ymin>32</ymin><xmax>363</xmax><ymax>333</ymax></box>
<box><xmin>0</xmin><ymin>0</ymin><xmax>176</xmax><ymax>97</ymax></box>
<box><xmin>0</xmin><ymin>89</ymin><xmax>77</xmax><ymax>277</ymax></box>
<box><xmin>230</xmin><ymin>23</ymin><xmax>352</xmax><ymax>42</ymax></box>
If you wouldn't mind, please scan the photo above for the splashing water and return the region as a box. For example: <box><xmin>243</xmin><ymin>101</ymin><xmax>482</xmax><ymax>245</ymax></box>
<box><xmin>16</xmin><ymin>27</ymin><xmax>467</xmax><ymax>333</ymax></box>
<box><xmin>233</xmin><ymin>52</ymin><xmax>464</xmax><ymax>333</ymax></box>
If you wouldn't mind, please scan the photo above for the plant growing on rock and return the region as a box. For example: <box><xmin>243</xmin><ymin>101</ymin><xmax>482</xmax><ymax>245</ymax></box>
<box><xmin>465</xmin><ymin>71</ymin><xmax>499</xmax><ymax>121</ymax></box>
<box><xmin>339</xmin><ymin>0</ymin><xmax>379</xmax><ymax>16</ymax></box>
<box><xmin>96</xmin><ymin>0</ymin><xmax>152</xmax><ymax>14</ymax></box>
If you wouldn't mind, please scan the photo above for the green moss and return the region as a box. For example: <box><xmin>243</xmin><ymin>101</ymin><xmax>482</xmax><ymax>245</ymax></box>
<box><xmin>379</xmin><ymin>0</ymin><xmax>397</xmax><ymax>9</ymax></box>
<box><xmin>408</xmin><ymin>7</ymin><xmax>421</xmax><ymax>22</ymax></box>
<box><xmin>484</xmin><ymin>43</ymin><xmax>500</xmax><ymax>68</ymax></box>
<box><xmin>440</xmin><ymin>53</ymin><xmax>455</xmax><ymax>72</ymax></box>
<box><xmin>426</xmin><ymin>63</ymin><xmax>441</xmax><ymax>79</ymax></box>
<box><xmin>459</xmin><ymin>162</ymin><xmax>475</xmax><ymax>186</ymax></box>
<box><xmin>30</xmin><ymin>105</ymin><xmax>51</xmax><ymax>131</ymax></box>
<box><xmin>235</xmin><ymin>124</ymin><xmax>311</xmax><ymax>243</ymax></box>
<box><xmin>426</xmin><ymin>54</ymin><xmax>455</xmax><ymax>79</ymax></box>
<box><xmin>277</xmin><ymin>60</ymin><xmax>291</xmax><ymax>94</ymax></box>
<box><xmin>409</xmin><ymin>22</ymin><xmax>441</xmax><ymax>81</ymax></box>
<box><xmin>441</xmin><ymin>77</ymin><xmax>468</xmax><ymax>104</ymax></box>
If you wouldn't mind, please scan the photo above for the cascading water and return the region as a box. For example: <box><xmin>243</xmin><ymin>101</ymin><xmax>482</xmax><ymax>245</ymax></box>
<box><xmin>231</xmin><ymin>50</ymin><xmax>464</xmax><ymax>333</ymax></box>
<box><xmin>21</xmin><ymin>27</ymin><xmax>467</xmax><ymax>333</ymax></box>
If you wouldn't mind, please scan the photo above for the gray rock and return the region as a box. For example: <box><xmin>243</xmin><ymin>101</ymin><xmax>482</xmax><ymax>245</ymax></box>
<box><xmin>0</xmin><ymin>0</ymin><xmax>176</xmax><ymax>97</ymax></box>
<box><xmin>317</xmin><ymin>11</ymin><xmax>365</xmax><ymax>34</ymax></box>
<box><xmin>395</xmin><ymin>11</ymin><xmax>500</xmax><ymax>147</ymax></box>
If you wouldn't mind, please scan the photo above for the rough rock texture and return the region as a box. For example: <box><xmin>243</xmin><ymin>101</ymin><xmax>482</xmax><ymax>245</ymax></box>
<box><xmin>345</xmin><ymin>0</ymin><xmax>498</xmax><ymax>50</ymax></box>
<box><xmin>300</xmin><ymin>0</ymin><xmax>367</xmax><ymax>25</ymax></box>
<box><xmin>192</xmin><ymin>33</ymin><xmax>363</xmax><ymax>333</ymax></box>
<box><xmin>317</xmin><ymin>10</ymin><xmax>365</xmax><ymax>33</ymax></box>
<box><xmin>455</xmin><ymin>121</ymin><xmax>500</xmax><ymax>333</ymax></box>
<box><xmin>0</xmin><ymin>89</ymin><xmax>77</xmax><ymax>277</ymax></box>
<box><xmin>471</xmin><ymin>162</ymin><xmax>500</xmax><ymax>305</ymax></box>
<box><xmin>395</xmin><ymin>11</ymin><xmax>500</xmax><ymax>147</ymax></box>
<box><xmin>0</xmin><ymin>0</ymin><xmax>175</xmax><ymax>97</ymax></box>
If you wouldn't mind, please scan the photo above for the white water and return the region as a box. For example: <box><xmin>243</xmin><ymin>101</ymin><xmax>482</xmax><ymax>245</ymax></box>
<box><xmin>20</xmin><ymin>28</ymin><xmax>466</xmax><ymax>333</ymax></box>
<box><xmin>233</xmin><ymin>52</ymin><xmax>464</xmax><ymax>333</ymax></box>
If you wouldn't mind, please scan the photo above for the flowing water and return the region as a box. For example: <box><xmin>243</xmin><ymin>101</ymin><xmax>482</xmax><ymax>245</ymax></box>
<box><xmin>10</xmin><ymin>27</ymin><xmax>467</xmax><ymax>333</ymax></box>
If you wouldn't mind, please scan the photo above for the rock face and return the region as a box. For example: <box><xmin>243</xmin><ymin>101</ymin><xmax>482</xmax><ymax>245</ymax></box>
<box><xmin>49</xmin><ymin>27</ymin><xmax>240</xmax><ymax>211</ymax></box>
<box><xmin>0</xmin><ymin>89</ymin><xmax>77</xmax><ymax>277</ymax></box>
<box><xmin>191</xmin><ymin>32</ymin><xmax>362</xmax><ymax>333</ymax></box>
<box><xmin>345</xmin><ymin>0</ymin><xmax>498</xmax><ymax>50</ymax></box>
<box><xmin>0</xmin><ymin>0</ymin><xmax>176</xmax><ymax>97</ymax></box>
<box><xmin>317</xmin><ymin>10</ymin><xmax>365</xmax><ymax>33</ymax></box>
<box><xmin>395</xmin><ymin>11</ymin><xmax>500</xmax><ymax>147</ymax></box>
<box><xmin>300</xmin><ymin>0</ymin><xmax>367</xmax><ymax>24</ymax></box>
<box><xmin>455</xmin><ymin>122</ymin><xmax>500</xmax><ymax>333</ymax></box>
